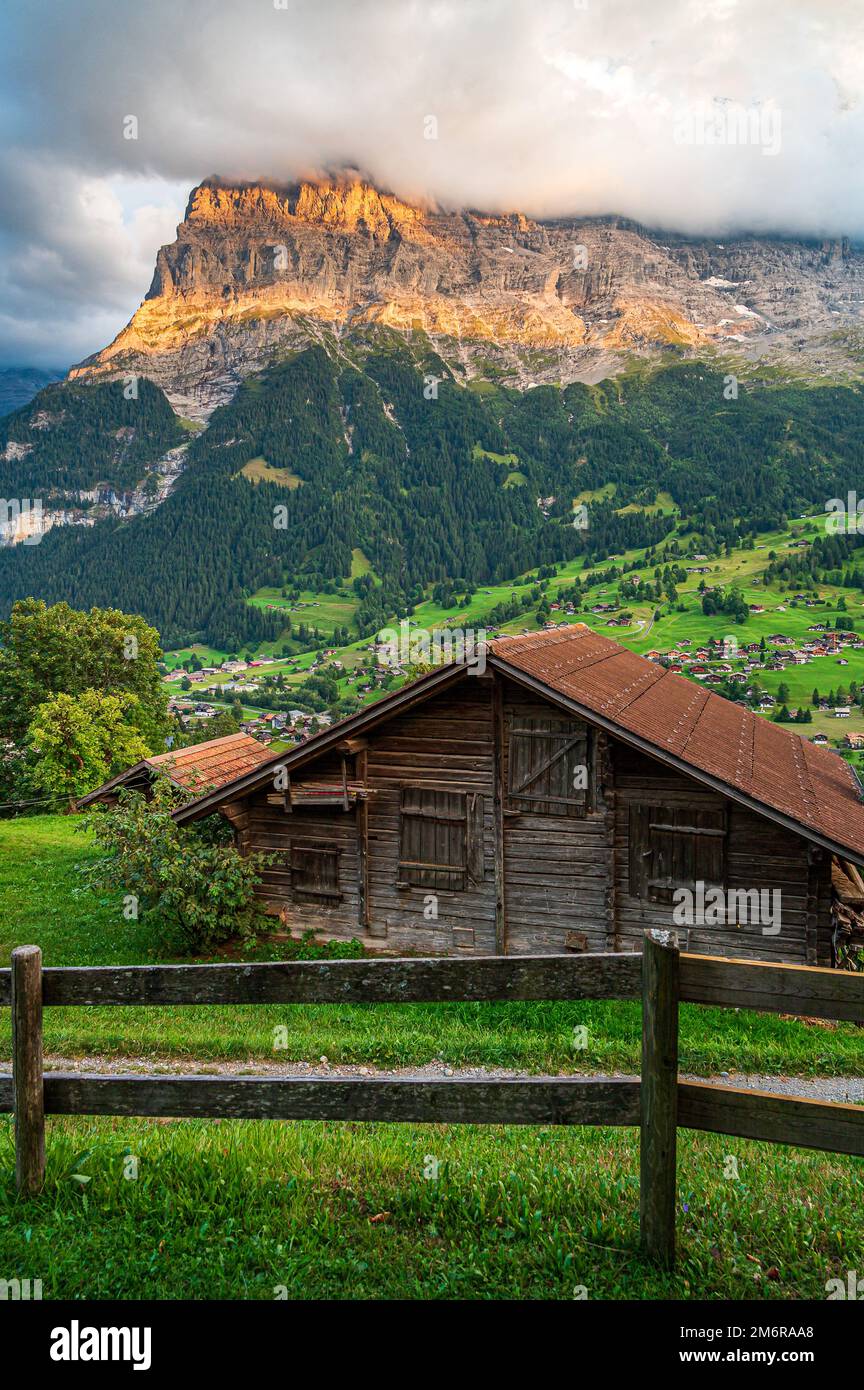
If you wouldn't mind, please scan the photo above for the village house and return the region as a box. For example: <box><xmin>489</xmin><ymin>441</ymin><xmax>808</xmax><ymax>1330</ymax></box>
<box><xmin>141</xmin><ymin>626</ymin><xmax>864</xmax><ymax>968</ymax></box>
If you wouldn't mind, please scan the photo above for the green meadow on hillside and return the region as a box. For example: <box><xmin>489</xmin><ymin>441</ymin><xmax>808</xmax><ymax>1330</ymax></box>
<box><xmin>160</xmin><ymin>504</ymin><xmax>864</xmax><ymax>753</ymax></box>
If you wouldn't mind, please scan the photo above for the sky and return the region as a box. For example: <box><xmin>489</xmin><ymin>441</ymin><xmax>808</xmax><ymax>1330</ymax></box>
<box><xmin>1</xmin><ymin>0</ymin><xmax>862</xmax><ymax>369</ymax></box>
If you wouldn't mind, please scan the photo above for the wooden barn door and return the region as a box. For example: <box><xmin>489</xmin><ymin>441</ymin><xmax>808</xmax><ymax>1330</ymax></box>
<box><xmin>500</xmin><ymin>692</ymin><xmax>611</xmax><ymax>955</ymax></box>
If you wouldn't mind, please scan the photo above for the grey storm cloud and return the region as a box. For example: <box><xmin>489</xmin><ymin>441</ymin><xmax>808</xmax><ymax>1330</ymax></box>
<box><xmin>1</xmin><ymin>0</ymin><xmax>863</xmax><ymax>367</ymax></box>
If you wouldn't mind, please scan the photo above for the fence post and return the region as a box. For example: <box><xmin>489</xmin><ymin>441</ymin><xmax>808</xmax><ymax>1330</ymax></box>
<box><xmin>12</xmin><ymin>946</ymin><xmax>45</xmax><ymax>1195</ymax></box>
<box><xmin>640</xmin><ymin>929</ymin><xmax>679</xmax><ymax>1267</ymax></box>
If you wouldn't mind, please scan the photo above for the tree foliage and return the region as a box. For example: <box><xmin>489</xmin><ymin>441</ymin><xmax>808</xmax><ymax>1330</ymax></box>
<box><xmin>82</xmin><ymin>780</ymin><xmax>272</xmax><ymax>949</ymax></box>
<box><xmin>0</xmin><ymin>598</ymin><xmax>168</xmax><ymax>745</ymax></box>
<box><xmin>27</xmin><ymin>689</ymin><xmax>151</xmax><ymax>803</ymax></box>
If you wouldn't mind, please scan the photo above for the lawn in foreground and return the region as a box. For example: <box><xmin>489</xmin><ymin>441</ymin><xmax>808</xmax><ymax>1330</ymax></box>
<box><xmin>1</xmin><ymin>815</ymin><xmax>863</xmax><ymax>1075</ymax></box>
<box><xmin>0</xmin><ymin>1115</ymin><xmax>860</xmax><ymax>1301</ymax></box>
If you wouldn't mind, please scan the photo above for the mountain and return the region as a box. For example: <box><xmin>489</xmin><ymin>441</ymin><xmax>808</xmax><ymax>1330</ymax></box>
<box><xmin>70</xmin><ymin>175</ymin><xmax>864</xmax><ymax>419</ymax></box>
<box><xmin>0</xmin><ymin>378</ymin><xmax>189</xmax><ymax>542</ymax></box>
<box><xmin>0</xmin><ymin>367</ymin><xmax>63</xmax><ymax>417</ymax></box>
<box><xmin>2</xmin><ymin>175</ymin><xmax>864</xmax><ymax>649</ymax></box>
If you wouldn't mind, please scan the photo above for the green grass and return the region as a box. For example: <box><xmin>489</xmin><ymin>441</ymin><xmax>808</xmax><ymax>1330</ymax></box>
<box><xmin>0</xmin><ymin>1115</ymin><xmax>860</xmax><ymax>1300</ymax></box>
<box><xmin>472</xmin><ymin>445</ymin><xmax>519</xmax><ymax>466</ymax></box>
<box><xmin>237</xmin><ymin>456</ymin><xmax>303</xmax><ymax>488</ymax></box>
<box><xmin>162</xmin><ymin>642</ymin><xmax>229</xmax><ymax>671</ymax></box>
<box><xmin>245</xmin><ymin>586</ymin><xmax>359</xmax><ymax>636</ymax></box>
<box><xmin>350</xmin><ymin>547</ymin><xmax>373</xmax><ymax>579</ymax></box>
<box><xmin>1</xmin><ymin>817</ymin><xmax>862</xmax><ymax>1075</ymax></box>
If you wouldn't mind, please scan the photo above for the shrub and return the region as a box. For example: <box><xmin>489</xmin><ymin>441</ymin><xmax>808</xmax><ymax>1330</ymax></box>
<box><xmin>81</xmin><ymin>777</ymin><xmax>272</xmax><ymax>951</ymax></box>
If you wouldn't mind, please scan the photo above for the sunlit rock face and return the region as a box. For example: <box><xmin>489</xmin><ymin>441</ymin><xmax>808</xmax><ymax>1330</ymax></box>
<box><xmin>70</xmin><ymin>173</ymin><xmax>864</xmax><ymax>419</ymax></box>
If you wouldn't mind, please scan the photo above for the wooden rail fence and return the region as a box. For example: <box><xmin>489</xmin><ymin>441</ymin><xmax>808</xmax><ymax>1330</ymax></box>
<box><xmin>1</xmin><ymin>930</ymin><xmax>863</xmax><ymax>1266</ymax></box>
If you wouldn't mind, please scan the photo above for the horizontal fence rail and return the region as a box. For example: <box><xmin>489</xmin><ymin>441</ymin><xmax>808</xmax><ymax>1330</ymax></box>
<box><xmin>678</xmin><ymin>1081</ymin><xmax>864</xmax><ymax>1157</ymax></box>
<box><xmin>678</xmin><ymin>953</ymin><xmax>864</xmax><ymax>1023</ymax></box>
<box><xmin>0</xmin><ymin>953</ymin><xmax>641</xmax><ymax>1007</ymax></box>
<box><xmin>1</xmin><ymin>950</ymin><xmax>858</xmax><ymax>1016</ymax></box>
<box><xmin>0</xmin><ymin>1075</ymin><xmax>641</xmax><ymax>1126</ymax></box>
<box><xmin>2</xmin><ymin>935</ymin><xmax>863</xmax><ymax>1266</ymax></box>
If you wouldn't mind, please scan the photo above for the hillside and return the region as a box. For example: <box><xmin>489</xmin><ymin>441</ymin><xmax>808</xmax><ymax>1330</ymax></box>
<box><xmin>4</xmin><ymin>349</ymin><xmax>864</xmax><ymax>649</ymax></box>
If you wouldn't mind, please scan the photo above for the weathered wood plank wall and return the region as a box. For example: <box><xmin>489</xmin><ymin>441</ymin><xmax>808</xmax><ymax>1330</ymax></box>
<box><xmin>229</xmin><ymin>671</ymin><xmax>835</xmax><ymax>965</ymax></box>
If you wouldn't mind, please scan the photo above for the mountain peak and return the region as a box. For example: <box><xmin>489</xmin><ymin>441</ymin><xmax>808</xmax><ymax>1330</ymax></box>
<box><xmin>185</xmin><ymin>173</ymin><xmax>429</xmax><ymax>240</ymax></box>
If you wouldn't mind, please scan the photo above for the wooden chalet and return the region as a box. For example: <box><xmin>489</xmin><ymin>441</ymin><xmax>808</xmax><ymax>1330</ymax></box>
<box><xmin>157</xmin><ymin>626</ymin><xmax>864</xmax><ymax>965</ymax></box>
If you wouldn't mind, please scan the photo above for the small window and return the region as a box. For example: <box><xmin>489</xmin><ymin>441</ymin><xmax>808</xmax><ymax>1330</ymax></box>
<box><xmin>629</xmin><ymin>805</ymin><xmax>726</xmax><ymax>904</ymax></box>
<box><xmin>398</xmin><ymin>787</ymin><xmax>484</xmax><ymax>892</ymax></box>
<box><xmin>508</xmin><ymin>717</ymin><xmax>591</xmax><ymax>815</ymax></box>
<box><xmin>290</xmin><ymin>842</ymin><xmax>341</xmax><ymax>902</ymax></box>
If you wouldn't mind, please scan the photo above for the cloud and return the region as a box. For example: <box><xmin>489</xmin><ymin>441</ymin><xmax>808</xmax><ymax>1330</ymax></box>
<box><xmin>0</xmin><ymin>153</ymin><xmax>185</xmax><ymax>369</ymax></box>
<box><xmin>1</xmin><ymin>0</ymin><xmax>862</xmax><ymax>365</ymax></box>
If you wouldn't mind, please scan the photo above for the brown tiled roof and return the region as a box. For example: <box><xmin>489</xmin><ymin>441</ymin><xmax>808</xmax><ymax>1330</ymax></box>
<box><xmin>491</xmin><ymin>625</ymin><xmax>864</xmax><ymax>862</ymax></box>
<box><xmin>171</xmin><ymin>626</ymin><xmax>864</xmax><ymax>863</ymax></box>
<box><xmin>148</xmin><ymin>732</ymin><xmax>274</xmax><ymax>793</ymax></box>
<box><xmin>78</xmin><ymin>732</ymin><xmax>274</xmax><ymax>807</ymax></box>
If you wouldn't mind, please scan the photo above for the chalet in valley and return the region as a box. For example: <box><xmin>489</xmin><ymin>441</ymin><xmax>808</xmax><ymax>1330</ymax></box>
<box><xmin>88</xmin><ymin>625</ymin><xmax>856</xmax><ymax>967</ymax></box>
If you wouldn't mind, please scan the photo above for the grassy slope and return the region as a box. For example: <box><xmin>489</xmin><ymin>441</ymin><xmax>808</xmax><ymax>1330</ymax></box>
<box><xmin>177</xmin><ymin>508</ymin><xmax>864</xmax><ymax>748</ymax></box>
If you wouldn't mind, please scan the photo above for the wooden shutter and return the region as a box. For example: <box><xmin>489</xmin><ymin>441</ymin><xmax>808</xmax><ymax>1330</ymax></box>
<box><xmin>507</xmin><ymin>717</ymin><xmax>590</xmax><ymax>816</ymax></box>
<box><xmin>290</xmin><ymin>842</ymin><xmax>341</xmax><ymax>902</ymax></box>
<box><xmin>398</xmin><ymin>788</ymin><xmax>470</xmax><ymax>891</ymax></box>
<box><xmin>629</xmin><ymin>805</ymin><xmax>726</xmax><ymax>903</ymax></box>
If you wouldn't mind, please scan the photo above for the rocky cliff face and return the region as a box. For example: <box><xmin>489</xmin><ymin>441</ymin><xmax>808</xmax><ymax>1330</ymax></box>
<box><xmin>70</xmin><ymin>175</ymin><xmax>864</xmax><ymax>419</ymax></box>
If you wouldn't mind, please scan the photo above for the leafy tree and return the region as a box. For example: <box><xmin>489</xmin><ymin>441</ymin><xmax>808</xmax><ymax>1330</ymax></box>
<box><xmin>0</xmin><ymin>598</ymin><xmax>168</xmax><ymax>746</ymax></box>
<box><xmin>81</xmin><ymin>780</ymin><xmax>272</xmax><ymax>949</ymax></box>
<box><xmin>209</xmin><ymin>710</ymin><xmax>242</xmax><ymax>738</ymax></box>
<box><xmin>26</xmin><ymin>689</ymin><xmax>150</xmax><ymax>805</ymax></box>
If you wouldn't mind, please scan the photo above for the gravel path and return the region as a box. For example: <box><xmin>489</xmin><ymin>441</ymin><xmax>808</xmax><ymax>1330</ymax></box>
<box><xmin>9</xmin><ymin>1054</ymin><xmax>862</xmax><ymax>1103</ymax></box>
